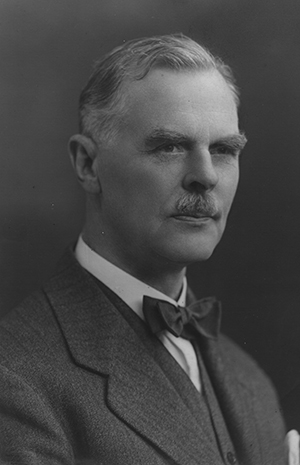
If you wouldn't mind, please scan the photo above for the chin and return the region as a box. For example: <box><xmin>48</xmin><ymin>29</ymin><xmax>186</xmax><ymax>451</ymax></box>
<box><xmin>156</xmin><ymin>235</ymin><xmax>221</xmax><ymax>267</ymax></box>
<box><xmin>174</xmin><ymin>246</ymin><xmax>216</xmax><ymax>265</ymax></box>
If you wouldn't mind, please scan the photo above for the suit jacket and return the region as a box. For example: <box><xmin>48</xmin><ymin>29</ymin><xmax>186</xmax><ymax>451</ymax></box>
<box><xmin>0</xmin><ymin>249</ymin><xmax>286</xmax><ymax>465</ymax></box>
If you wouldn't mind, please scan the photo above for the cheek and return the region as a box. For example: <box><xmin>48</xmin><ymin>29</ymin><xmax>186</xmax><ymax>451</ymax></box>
<box><xmin>110</xmin><ymin>162</ymin><xmax>175</xmax><ymax>202</ymax></box>
<box><xmin>102</xmin><ymin>166</ymin><xmax>166</xmax><ymax>220</ymax></box>
<box><xmin>220</xmin><ymin>168</ymin><xmax>239</xmax><ymax>210</ymax></box>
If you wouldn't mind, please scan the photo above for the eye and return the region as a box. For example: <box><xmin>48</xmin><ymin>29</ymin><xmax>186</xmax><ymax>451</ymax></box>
<box><xmin>210</xmin><ymin>145</ymin><xmax>239</xmax><ymax>157</ymax></box>
<box><xmin>161</xmin><ymin>144</ymin><xmax>178</xmax><ymax>153</ymax></box>
<box><xmin>153</xmin><ymin>142</ymin><xmax>184</xmax><ymax>155</ymax></box>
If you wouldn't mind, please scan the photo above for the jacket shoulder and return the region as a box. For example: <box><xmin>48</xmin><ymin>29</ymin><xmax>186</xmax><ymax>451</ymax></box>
<box><xmin>0</xmin><ymin>289</ymin><xmax>62</xmax><ymax>368</ymax></box>
<box><xmin>218</xmin><ymin>333</ymin><xmax>277</xmax><ymax>392</ymax></box>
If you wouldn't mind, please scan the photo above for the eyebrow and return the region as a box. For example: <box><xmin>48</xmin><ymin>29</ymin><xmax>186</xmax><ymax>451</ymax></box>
<box><xmin>144</xmin><ymin>130</ymin><xmax>190</xmax><ymax>147</ymax></box>
<box><xmin>144</xmin><ymin>129</ymin><xmax>248</xmax><ymax>151</ymax></box>
<box><xmin>210</xmin><ymin>133</ymin><xmax>247</xmax><ymax>150</ymax></box>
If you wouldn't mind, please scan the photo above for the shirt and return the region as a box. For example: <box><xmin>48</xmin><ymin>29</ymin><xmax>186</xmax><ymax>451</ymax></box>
<box><xmin>75</xmin><ymin>236</ymin><xmax>201</xmax><ymax>391</ymax></box>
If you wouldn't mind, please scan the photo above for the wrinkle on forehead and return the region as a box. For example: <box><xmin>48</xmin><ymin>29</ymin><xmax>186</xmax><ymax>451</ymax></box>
<box><xmin>121</xmin><ymin>68</ymin><xmax>239</xmax><ymax>143</ymax></box>
<box><xmin>126</xmin><ymin>68</ymin><xmax>236</xmax><ymax>109</ymax></box>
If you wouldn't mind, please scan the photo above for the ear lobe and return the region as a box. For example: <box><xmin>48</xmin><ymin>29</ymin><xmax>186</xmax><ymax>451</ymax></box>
<box><xmin>68</xmin><ymin>134</ymin><xmax>102</xmax><ymax>194</ymax></box>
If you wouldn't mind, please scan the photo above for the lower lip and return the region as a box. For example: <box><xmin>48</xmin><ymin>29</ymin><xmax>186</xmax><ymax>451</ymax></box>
<box><xmin>172</xmin><ymin>215</ymin><xmax>213</xmax><ymax>224</ymax></box>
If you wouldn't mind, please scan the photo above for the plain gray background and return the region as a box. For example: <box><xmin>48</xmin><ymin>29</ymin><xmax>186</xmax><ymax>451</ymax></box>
<box><xmin>1</xmin><ymin>0</ymin><xmax>300</xmax><ymax>429</ymax></box>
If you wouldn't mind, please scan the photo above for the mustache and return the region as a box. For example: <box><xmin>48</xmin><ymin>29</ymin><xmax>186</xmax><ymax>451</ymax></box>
<box><xmin>175</xmin><ymin>193</ymin><xmax>218</xmax><ymax>217</ymax></box>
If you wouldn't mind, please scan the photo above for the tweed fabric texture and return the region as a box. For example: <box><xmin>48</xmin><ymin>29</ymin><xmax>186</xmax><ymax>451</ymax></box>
<box><xmin>0</xmin><ymin>248</ymin><xmax>286</xmax><ymax>464</ymax></box>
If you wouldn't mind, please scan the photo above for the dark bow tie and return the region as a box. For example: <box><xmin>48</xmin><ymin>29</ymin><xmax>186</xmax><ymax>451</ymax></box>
<box><xmin>143</xmin><ymin>296</ymin><xmax>221</xmax><ymax>340</ymax></box>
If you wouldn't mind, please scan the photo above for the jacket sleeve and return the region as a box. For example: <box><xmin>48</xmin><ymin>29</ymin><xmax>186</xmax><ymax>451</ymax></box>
<box><xmin>0</xmin><ymin>364</ymin><xmax>74</xmax><ymax>465</ymax></box>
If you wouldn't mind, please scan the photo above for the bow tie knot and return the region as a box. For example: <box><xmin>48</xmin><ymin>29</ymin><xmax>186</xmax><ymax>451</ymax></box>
<box><xmin>143</xmin><ymin>296</ymin><xmax>221</xmax><ymax>340</ymax></box>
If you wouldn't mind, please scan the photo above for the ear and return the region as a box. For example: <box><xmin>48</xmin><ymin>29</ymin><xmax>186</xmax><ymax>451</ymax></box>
<box><xmin>68</xmin><ymin>134</ymin><xmax>101</xmax><ymax>194</ymax></box>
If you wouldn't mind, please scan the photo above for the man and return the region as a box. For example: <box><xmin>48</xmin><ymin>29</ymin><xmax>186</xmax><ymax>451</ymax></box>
<box><xmin>0</xmin><ymin>34</ymin><xmax>290</xmax><ymax>464</ymax></box>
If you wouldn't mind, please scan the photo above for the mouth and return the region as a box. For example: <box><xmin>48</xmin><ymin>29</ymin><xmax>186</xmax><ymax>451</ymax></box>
<box><xmin>172</xmin><ymin>214</ymin><xmax>214</xmax><ymax>222</ymax></box>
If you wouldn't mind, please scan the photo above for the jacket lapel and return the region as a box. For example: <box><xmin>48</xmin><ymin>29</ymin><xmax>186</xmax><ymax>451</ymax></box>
<box><xmin>44</xmin><ymin>251</ymin><xmax>223</xmax><ymax>465</ymax></box>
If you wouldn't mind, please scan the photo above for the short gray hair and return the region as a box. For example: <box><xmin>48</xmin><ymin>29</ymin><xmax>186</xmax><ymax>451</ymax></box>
<box><xmin>79</xmin><ymin>34</ymin><xmax>239</xmax><ymax>143</ymax></box>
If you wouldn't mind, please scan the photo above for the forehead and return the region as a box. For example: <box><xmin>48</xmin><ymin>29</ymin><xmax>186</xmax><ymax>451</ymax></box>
<box><xmin>122</xmin><ymin>68</ymin><xmax>239</xmax><ymax>141</ymax></box>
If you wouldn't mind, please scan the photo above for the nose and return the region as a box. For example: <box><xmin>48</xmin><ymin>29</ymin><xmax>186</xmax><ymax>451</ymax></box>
<box><xmin>182</xmin><ymin>148</ymin><xmax>219</xmax><ymax>193</ymax></box>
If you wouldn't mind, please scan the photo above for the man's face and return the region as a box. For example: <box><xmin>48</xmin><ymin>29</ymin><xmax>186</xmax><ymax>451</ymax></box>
<box><xmin>93</xmin><ymin>69</ymin><xmax>245</xmax><ymax>275</ymax></box>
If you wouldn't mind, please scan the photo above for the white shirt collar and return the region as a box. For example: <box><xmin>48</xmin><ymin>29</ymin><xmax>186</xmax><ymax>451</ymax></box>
<box><xmin>74</xmin><ymin>235</ymin><xmax>187</xmax><ymax>321</ymax></box>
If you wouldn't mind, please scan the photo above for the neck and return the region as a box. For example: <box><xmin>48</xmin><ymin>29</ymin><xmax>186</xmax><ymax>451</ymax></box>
<box><xmin>133</xmin><ymin>268</ymin><xmax>186</xmax><ymax>301</ymax></box>
<box><xmin>81</xmin><ymin>229</ymin><xmax>186</xmax><ymax>301</ymax></box>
